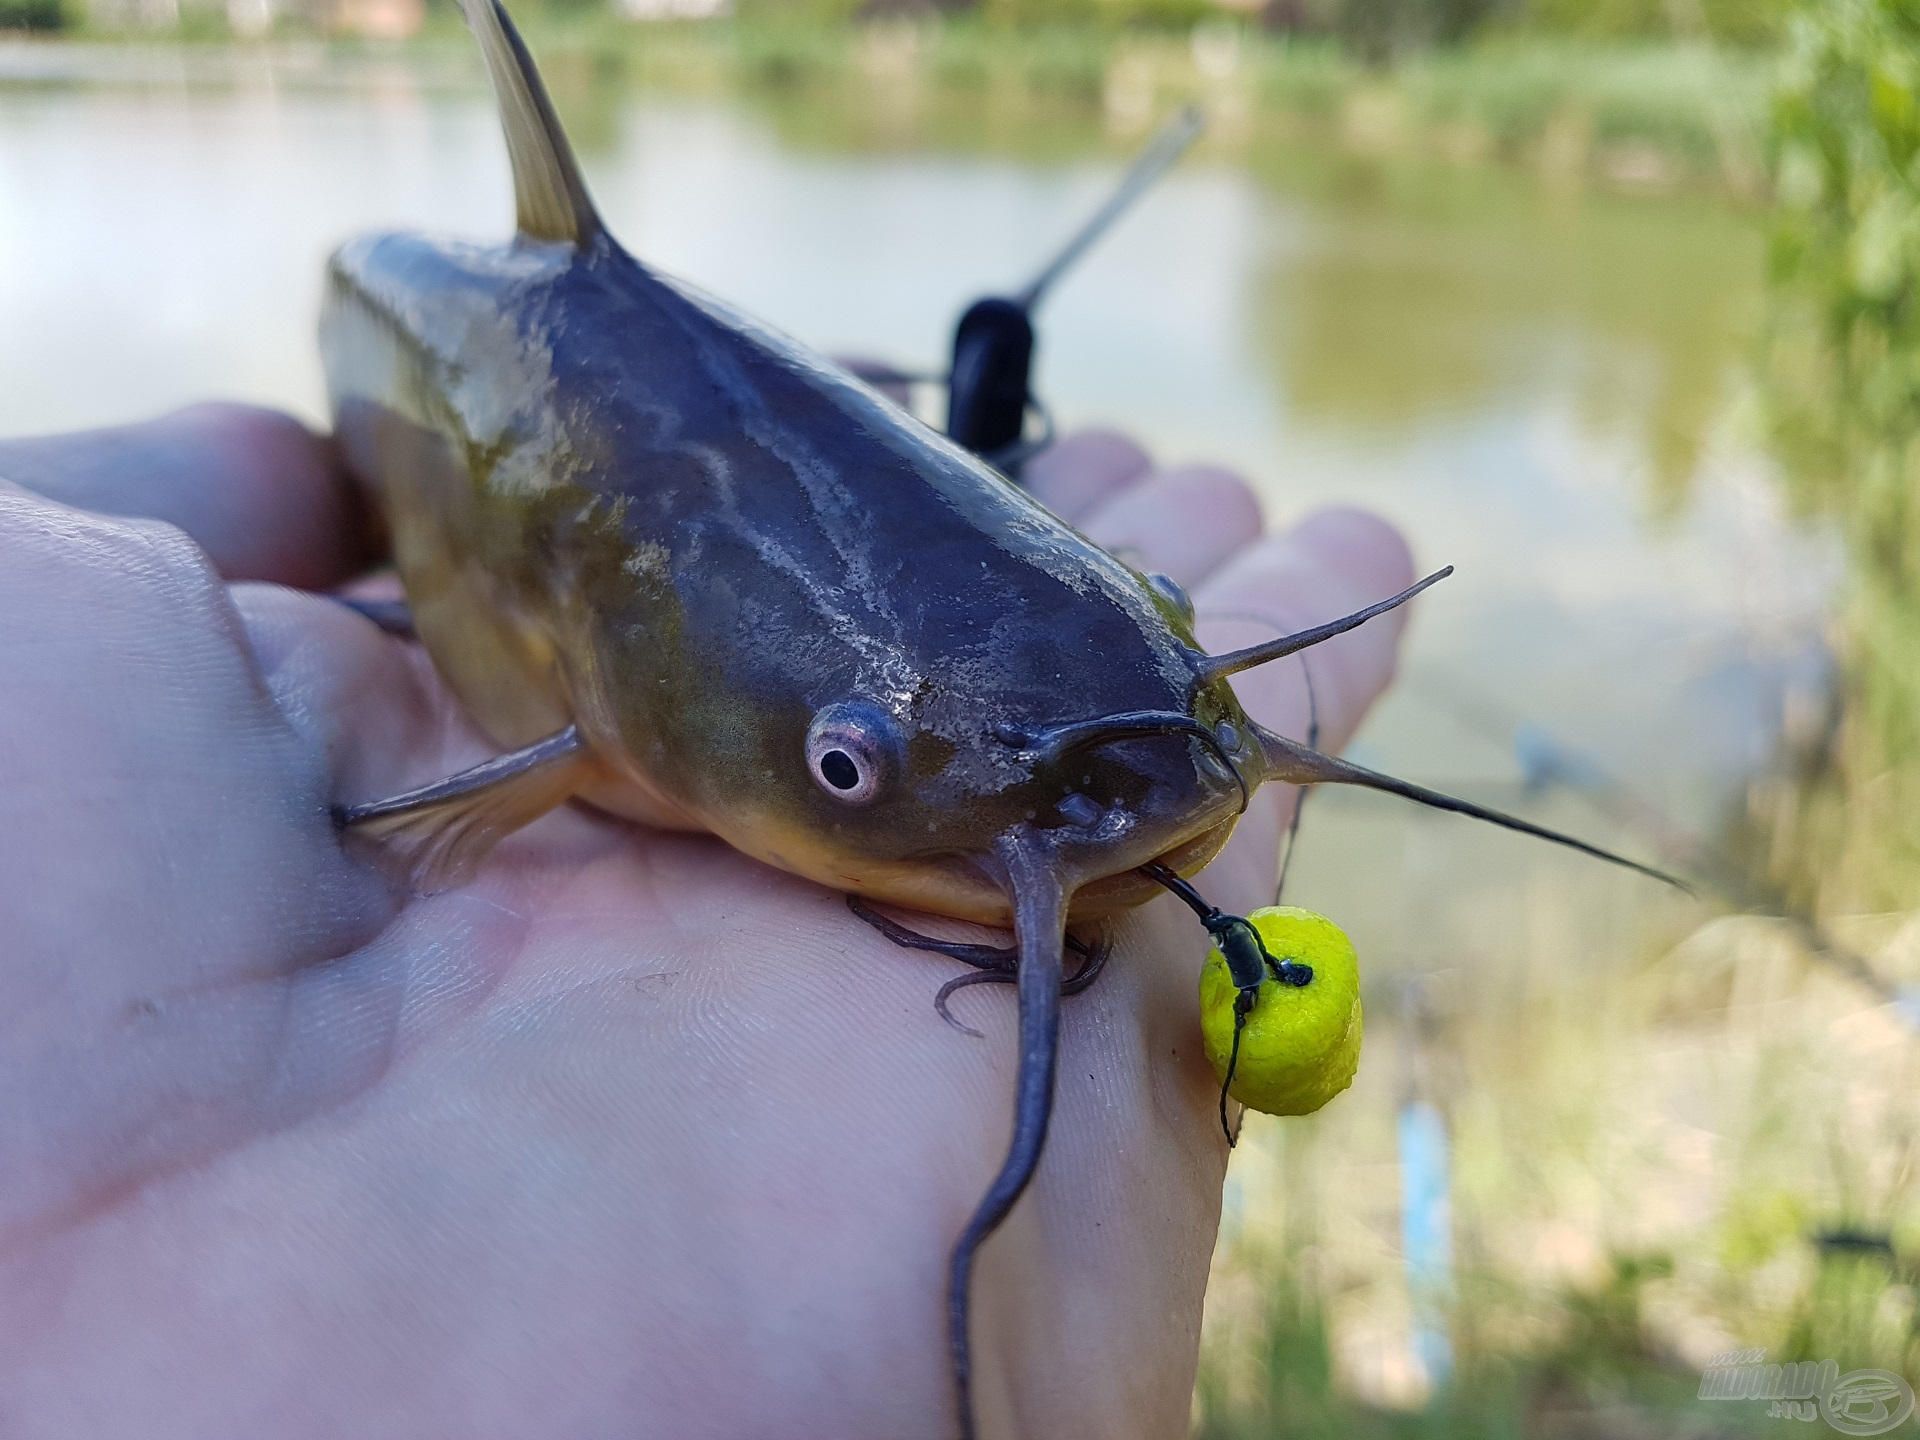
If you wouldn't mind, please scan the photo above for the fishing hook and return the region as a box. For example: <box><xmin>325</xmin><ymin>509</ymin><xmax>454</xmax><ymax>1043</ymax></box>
<box><xmin>1138</xmin><ymin>860</ymin><xmax>1311</xmax><ymax>1146</ymax></box>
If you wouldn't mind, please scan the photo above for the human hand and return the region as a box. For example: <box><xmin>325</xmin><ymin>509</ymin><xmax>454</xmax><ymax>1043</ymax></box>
<box><xmin>0</xmin><ymin>407</ymin><xmax>1413</xmax><ymax>1439</ymax></box>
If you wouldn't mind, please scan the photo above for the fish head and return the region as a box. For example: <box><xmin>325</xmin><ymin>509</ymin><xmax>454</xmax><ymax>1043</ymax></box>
<box><xmin>683</xmin><ymin>557</ymin><xmax>1264</xmax><ymax>927</ymax></box>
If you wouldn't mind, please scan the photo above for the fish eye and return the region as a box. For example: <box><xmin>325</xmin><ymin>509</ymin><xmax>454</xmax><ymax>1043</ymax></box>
<box><xmin>1057</xmin><ymin>792</ymin><xmax>1103</xmax><ymax>829</ymax></box>
<box><xmin>805</xmin><ymin>702</ymin><xmax>899</xmax><ymax>805</ymax></box>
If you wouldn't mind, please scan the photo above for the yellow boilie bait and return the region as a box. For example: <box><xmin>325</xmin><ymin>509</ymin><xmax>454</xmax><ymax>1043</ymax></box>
<box><xmin>1198</xmin><ymin>905</ymin><xmax>1362</xmax><ymax>1123</ymax></box>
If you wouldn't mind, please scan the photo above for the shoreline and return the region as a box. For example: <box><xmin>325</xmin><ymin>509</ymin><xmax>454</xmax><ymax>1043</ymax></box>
<box><xmin>0</xmin><ymin>23</ymin><xmax>1774</xmax><ymax>197</ymax></box>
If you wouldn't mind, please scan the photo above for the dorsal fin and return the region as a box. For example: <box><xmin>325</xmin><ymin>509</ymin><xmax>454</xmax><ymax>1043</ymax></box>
<box><xmin>458</xmin><ymin>0</ymin><xmax>603</xmax><ymax>247</ymax></box>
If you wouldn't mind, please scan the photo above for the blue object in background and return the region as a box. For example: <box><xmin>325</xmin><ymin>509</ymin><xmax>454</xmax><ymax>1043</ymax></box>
<box><xmin>1399</xmin><ymin>1097</ymin><xmax>1456</xmax><ymax>1392</ymax></box>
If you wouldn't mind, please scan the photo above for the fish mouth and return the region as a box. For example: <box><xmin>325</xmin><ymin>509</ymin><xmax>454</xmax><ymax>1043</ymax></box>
<box><xmin>1068</xmin><ymin>814</ymin><xmax>1237</xmax><ymax>920</ymax></box>
<box><xmin>804</xmin><ymin>812</ymin><xmax>1239</xmax><ymax>928</ymax></box>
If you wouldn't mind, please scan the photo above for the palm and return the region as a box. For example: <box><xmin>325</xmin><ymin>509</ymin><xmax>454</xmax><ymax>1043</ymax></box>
<box><xmin>0</xmin><ymin>406</ymin><xmax>1411</xmax><ymax>1439</ymax></box>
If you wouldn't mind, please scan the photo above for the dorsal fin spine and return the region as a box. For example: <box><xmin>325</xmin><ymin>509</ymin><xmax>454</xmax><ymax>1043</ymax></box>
<box><xmin>458</xmin><ymin>0</ymin><xmax>603</xmax><ymax>247</ymax></box>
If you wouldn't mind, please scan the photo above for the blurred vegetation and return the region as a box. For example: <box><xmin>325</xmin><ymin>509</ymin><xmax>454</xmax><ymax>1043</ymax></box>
<box><xmin>571</xmin><ymin>0</ymin><xmax>1797</xmax><ymax>48</ymax></box>
<box><xmin>0</xmin><ymin>0</ymin><xmax>64</xmax><ymax>30</ymax></box>
<box><xmin>1504</xmin><ymin>0</ymin><xmax>1788</xmax><ymax>47</ymax></box>
<box><xmin>1196</xmin><ymin>1245</ymin><xmax>1723</xmax><ymax>1439</ymax></box>
<box><xmin>1192</xmin><ymin>2</ymin><xmax>1920</xmax><ymax>1432</ymax></box>
<box><xmin>1762</xmin><ymin>0</ymin><xmax>1920</xmax><ymax>916</ymax></box>
<box><xmin>490</xmin><ymin>17</ymin><xmax>1772</xmax><ymax>193</ymax></box>
<box><xmin>34</xmin><ymin>0</ymin><xmax>1781</xmax><ymax>192</ymax></box>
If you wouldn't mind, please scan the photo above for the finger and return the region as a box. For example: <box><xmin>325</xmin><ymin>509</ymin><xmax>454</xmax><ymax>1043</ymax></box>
<box><xmin>0</xmin><ymin>404</ymin><xmax>376</xmax><ymax>589</ymax></box>
<box><xmin>1021</xmin><ymin>428</ymin><xmax>1152</xmax><ymax>522</ymax></box>
<box><xmin>1079</xmin><ymin>462</ymin><xmax>1264</xmax><ymax>586</ymax></box>
<box><xmin>0</xmin><ymin>486</ymin><xmax>397</xmax><ymax>1241</ymax></box>
<box><xmin>1197</xmin><ymin>505</ymin><xmax>1415</xmax><ymax>752</ymax></box>
<box><xmin>1192</xmin><ymin>505</ymin><xmax>1417</xmax><ymax>910</ymax></box>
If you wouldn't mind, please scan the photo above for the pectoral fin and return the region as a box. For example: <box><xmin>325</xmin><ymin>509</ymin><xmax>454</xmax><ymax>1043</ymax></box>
<box><xmin>335</xmin><ymin>595</ymin><xmax>415</xmax><ymax>638</ymax></box>
<box><xmin>335</xmin><ymin>724</ymin><xmax>590</xmax><ymax>890</ymax></box>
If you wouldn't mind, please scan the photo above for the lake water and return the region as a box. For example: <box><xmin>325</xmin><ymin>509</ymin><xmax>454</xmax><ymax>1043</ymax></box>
<box><xmin>0</xmin><ymin>40</ymin><xmax>1837</xmax><ymax>964</ymax></box>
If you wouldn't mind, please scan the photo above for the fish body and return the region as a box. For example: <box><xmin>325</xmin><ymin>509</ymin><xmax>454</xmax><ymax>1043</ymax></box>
<box><xmin>322</xmin><ymin>224</ymin><xmax>1247</xmax><ymax>921</ymax></box>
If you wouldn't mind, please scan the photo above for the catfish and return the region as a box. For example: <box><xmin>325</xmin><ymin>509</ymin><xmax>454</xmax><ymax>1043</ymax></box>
<box><xmin>321</xmin><ymin>3</ymin><xmax>1681</xmax><ymax>1431</ymax></box>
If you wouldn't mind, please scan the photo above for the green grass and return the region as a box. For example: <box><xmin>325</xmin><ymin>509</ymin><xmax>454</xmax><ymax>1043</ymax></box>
<box><xmin>1405</xmin><ymin>39</ymin><xmax>1766</xmax><ymax>171</ymax></box>
<box><xmin>634</xmin><ymin>23</ymin><xmax>1775</xmax><ymax>190</ymax></box>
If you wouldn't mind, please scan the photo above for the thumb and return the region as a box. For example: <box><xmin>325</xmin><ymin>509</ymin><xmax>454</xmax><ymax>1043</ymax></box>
<box><xmin>0</xmin><ymin>404</ymin><xmax>376</xmax><ymax>589</ymax></box>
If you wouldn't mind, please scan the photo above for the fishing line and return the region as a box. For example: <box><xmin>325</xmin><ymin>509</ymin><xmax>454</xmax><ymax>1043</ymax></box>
<box><xmin>1188</xmin><ymin>598</ymin><xmax>1323</xmax><ymax>905</ymax></box>
<box><xmin>1203</xmin><ymin>659</ymin><xmax>1322</xmax><ymax>1145</ymax></box>
<box><xmin>1219</xmin><ymin>991</ymin><xmax>1250</xmax><ymax>1146</ymax></box>
<box><xmin>1273</xmin><ymin>654</ymin><xmax>1320</xmax><ymax>906</ymax></box>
